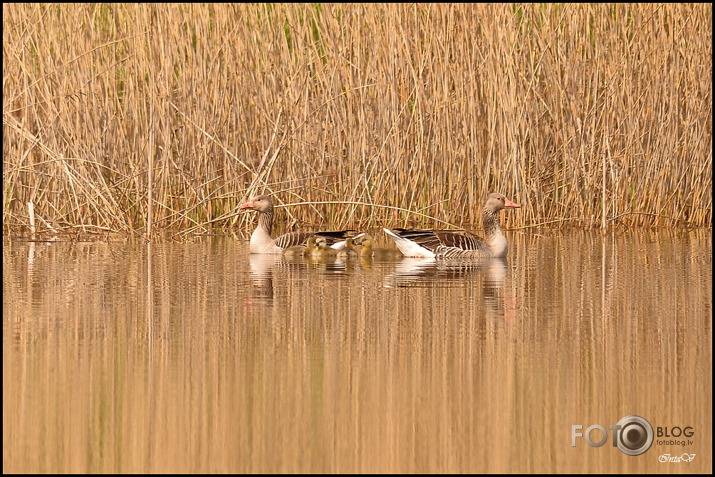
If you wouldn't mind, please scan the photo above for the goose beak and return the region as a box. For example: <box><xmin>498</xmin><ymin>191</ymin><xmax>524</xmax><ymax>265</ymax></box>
<box><xmin>239</xmin><ymin>202</ymin><xmax>254</xmax><ymax>210</ymax></box>
<box><xmin>504</xmin><ymin>198</ymin><xmax>521</xmax><ymax>209</ymax></box>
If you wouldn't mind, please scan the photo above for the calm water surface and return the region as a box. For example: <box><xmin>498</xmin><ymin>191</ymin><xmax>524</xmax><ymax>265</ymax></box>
<box><xmin>3</xmin><ymin>230</ymin><xmax>712</xmax><ymax>473</ymax></box>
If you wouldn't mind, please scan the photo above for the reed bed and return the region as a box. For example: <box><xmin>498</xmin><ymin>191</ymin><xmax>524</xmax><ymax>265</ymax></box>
<box><xmin>3</xmin><ymin>3</ymin><xmax>711</xmax><ymax>237</ymax></box>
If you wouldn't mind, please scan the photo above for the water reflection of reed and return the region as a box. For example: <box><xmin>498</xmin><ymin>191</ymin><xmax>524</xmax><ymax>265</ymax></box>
<box><xmin>2</xmin><ymin>231</ymin><xmax>711</xmax><ymax>473</ymax></box>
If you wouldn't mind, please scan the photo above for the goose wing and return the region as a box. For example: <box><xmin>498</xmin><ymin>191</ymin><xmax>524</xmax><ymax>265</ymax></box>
<box><xmin>392</xmin><ymin>228</ymin><xmax>486</xmax><ymax>252</ymax></box>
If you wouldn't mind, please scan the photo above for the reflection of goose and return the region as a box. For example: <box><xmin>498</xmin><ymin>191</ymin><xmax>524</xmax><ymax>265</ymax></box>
<box><xmin>355</xmin><ymin>234</ymin><xmax>403</xmax><ymax>260</ymax></box>
<box><xmin>384</xmin><ymin>193</ymin><xmax>520</xmax><ymax>258</ymax></box>
<box><xmin>387</xmin><ymin>257</ymin><xmax>437</xmax><ymax>285</ymax></box>
<box><xmin>240</xmin><ymin>195</ymin><xmax>354</xmax><ymax>254</ymax></box>
<box><xmin>384</xmin><ymin>257</ymin><xmax>511</xmax><ymax>317</ymax></box>
<box><xmin>385</xmin><ymin>256</ymin><xmax>508</xmax><ymax>289</ymax></box>
<box><xmin>483</xmin><ymin>257</ymin><xmax>507</xmax><ymax>284</ymax></box>
<box><xmin>481</xmin><ymin>258</ymin><xmax>509</xmax><ymax>317</ymax></box>
<box><xmin>247</xmin><ymin>253</ymin><xmax>285</xmax><ymax>301</ymax></box>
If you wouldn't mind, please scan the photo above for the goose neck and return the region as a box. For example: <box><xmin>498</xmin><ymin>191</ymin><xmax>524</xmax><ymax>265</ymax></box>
<box><xmin>482</xmin><ymin>208</ymin><xmax>501</xmax><ymax>237</ymax></box>
<box><xmin>257</xmin><ymin>209</ymin><xmax>274</xmax><ymax>237</ymax></box>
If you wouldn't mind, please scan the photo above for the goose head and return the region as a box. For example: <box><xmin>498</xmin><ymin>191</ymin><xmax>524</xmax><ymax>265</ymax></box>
<box><xmin>355</xmin><ymin>234</ymin><xmax>373</xmax><ymax>248</ymax></box>
<box><xmin>485</xmin><ymin>193</ymin><xmax>520</xmax><ymax>212</ymax></box>
<box><xmin>239</xmin><ymin>195</ymin><xmax>273</xmax><ymax>213</ymax></box>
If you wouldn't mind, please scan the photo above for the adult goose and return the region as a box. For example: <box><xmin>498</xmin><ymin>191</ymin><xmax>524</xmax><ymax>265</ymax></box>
<box><xmin>383</xmin><ymin>193</ymin><xmax>521</xmax><ymax>259</ymax></box>
<box><xmin>240</xmin><ymin>195</ymin><xmax>354</xmax><ymax>254</ymax></box>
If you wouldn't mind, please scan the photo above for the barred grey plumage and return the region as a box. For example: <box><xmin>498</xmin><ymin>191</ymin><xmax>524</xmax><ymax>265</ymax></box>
<box><xmin>384</xmin><ymin>193</ymin><xmax>521</xmax><ymax>259</ymax></box>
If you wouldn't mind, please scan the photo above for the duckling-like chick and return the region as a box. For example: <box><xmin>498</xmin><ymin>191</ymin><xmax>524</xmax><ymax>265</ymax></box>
<box><xmin>283</xmin><ymin>244</ymin><xmax>308</xmax><ymax>259</ymax></box>
<box><xmin>336</xmin><ymin>238</ymin><xmax>359</xmax><ymax>260</ymax></box>
<box><xmin>357</xmin><ymin>234</ymin><xmax>404</xmax><ymax>260</ymax></box>
<box><xmin>305</xmin><ymin>237</ymin><xmax>322</xmax><ymax>259</ymax></box>
<box><xmin>307</xmin><ymin>236</ymin><xmax>339</xmax><ymax>260</ymax></box>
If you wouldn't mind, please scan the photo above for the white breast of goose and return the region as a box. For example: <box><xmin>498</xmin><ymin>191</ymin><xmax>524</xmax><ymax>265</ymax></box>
<box><xmin>485</xmin><ymin>231</ymin><xmax>508</xmax><ymax>258</ymax></box>
<box><xmin>250</xmin><ymin>227</ymin><xmax>282</xmax><ymax>254</ymax></box>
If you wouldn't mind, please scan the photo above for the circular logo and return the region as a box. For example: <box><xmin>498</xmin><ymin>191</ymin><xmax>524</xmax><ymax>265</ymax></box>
<box><xmin>615</xmin><ymin>415</ymin><xmax>653</xmax><ymax>456</ymax></box>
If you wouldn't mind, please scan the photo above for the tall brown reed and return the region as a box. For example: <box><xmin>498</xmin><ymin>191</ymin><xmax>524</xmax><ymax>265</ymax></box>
<box><xmin>3</xmin><ymin>4</ymin><xmax>711</xmax><ymax>237</ymax></box>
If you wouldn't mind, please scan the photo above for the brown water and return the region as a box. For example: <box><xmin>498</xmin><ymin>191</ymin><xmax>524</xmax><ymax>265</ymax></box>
<box><xmin>3</xmin><ymin>230</ymin><xmax>712</xmax><ymax>473</ymax></box>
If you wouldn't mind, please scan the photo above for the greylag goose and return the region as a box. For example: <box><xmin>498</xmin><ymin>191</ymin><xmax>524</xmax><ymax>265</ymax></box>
<box><xmin>240</xmin><ymin>195</ymin><xmax>354</xmax><ymax>254</ymax></box>
<box><xmin>355</xmin><ymin>234</ymin><xmax>404</xmax><ymax>259</ymax></box>
<box><xmin>383</xmin><ymin>193</ymin><xmax>520</xmax><ymax>258</ymax></box>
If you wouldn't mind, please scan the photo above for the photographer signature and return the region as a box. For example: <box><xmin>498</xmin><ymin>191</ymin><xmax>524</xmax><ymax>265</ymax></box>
<box><xmin>658</xmin><ymin>453</ymin><xmax>696</xmax><ymax>463</ymax></box>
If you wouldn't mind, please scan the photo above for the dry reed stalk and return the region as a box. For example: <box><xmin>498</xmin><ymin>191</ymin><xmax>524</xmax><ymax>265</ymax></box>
<box><xmin>27</xmin><ymin>201</ymin><xmax>35</xmax><ymax>236</ymax></box>
<box><xmin>2</xmin><ymin>4</ymin><xmax>711</xmax><ymax>237</ymax></box>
